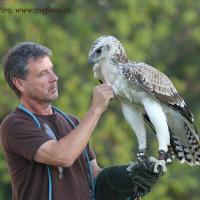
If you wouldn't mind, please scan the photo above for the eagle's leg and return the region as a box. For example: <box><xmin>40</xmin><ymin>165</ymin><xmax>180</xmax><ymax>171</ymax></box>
<box><xmin>121</xmin><ymin>102</ymin><xmax>147</xmax><ymax>161</ymax></box>
<box><xmin>137</xmin><ymin>150</ymin><xmax>146</xmax><ymax>162</ymax></box>
<box><xmin>166</xmin><ymin>145</ymin><xmax>174</xmax><ymax>163</ymax></box>
<box><xmin>143</xmin><ymin>98</ymin><xmax>170</xmax><ymax>173</ymax></box>
<box><xmin>153</xmin><ymin>149</ymin><xmax>173</xmax><ymax>173</ymax></box>
<box><xmin>151</xmin><ymin>151</ymin><xmax>167</xmax><ymax>173</ymax></box>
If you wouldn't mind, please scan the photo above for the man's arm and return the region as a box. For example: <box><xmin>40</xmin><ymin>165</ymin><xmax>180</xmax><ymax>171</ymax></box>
<box><xmin>90</xmin><ymin>159</ymin><xmax>102</xmax><ymax>177</ymax></box>
<box><xmin>34</xmin><ymin>84</ymin><xmax>114</xmax><ymax>167</ymax></box>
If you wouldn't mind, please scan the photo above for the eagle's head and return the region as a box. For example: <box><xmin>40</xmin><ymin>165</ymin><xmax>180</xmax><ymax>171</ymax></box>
<box><xmin>88</xmin><ymin>35</ymin><xmax>128</xmax><ymax>65</ymax></box>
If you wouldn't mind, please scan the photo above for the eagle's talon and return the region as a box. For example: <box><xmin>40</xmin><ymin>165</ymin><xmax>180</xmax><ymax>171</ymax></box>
<box><xmin>166</xmin><ymin>148</ymin><xmax>174</xmax><ymax>163</ymax></box>
<box><xmin>137</xmin><ymin>150</ymin><xmax>146</xmax><ymax>162</ymax></box>
<box><xmin>159</xmin><ymin>149</ymin><xmax>172</xmax><ymax>164</ymax></box>
<box><xmin>166</xmin><ymin>158</ymin><xmax>172</xmax><ymax>163</ymax></box>
<box><xmin>154</xmin><ymin>159</ymin><xmax>167</xmax><ymax>173</ymax></box>
<box><xmin>158</xmin><ymin>150</ymin><xmax>167</xmax><ymax>160</ymax></box>
<box><xmin>153</xmin><ymin>150</ymin><xmax>168</xmax><ymax>173</ymax></box>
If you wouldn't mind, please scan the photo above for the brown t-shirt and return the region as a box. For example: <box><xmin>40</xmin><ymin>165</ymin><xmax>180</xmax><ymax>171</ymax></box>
<box><xmin>0</xmin><ymin>107</ymin><xmax>96</xmax><ymax>200</ymax></box>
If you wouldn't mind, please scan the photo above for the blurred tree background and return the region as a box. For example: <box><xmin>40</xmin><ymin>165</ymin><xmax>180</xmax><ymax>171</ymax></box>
<box><xmin>0</xmin><ymin>0</ymin><xmax>200</xmax><ymax>199</ymax></box>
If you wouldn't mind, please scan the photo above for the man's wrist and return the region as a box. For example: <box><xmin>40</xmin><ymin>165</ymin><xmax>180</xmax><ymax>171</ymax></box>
<box><xmin>89</xmin><ymin>106</ymin><xmax>104</xmax><ymax>117</ymax></box>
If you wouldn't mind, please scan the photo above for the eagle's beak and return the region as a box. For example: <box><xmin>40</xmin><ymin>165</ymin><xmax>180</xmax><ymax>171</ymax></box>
<box><xmin>88</xmin><ymin>56</ymin><xmax>94</xmax><ymax>65</ymax></box>
<box><xmin>88</xmin><ymin>52</ymin><xmax>95</xmax><ymax>65</ymax></box>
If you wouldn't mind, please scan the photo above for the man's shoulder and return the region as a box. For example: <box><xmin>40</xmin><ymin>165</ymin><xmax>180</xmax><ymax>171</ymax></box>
<box><xmin>0</xmin><ymin>108</ymin><xmax>34</xmax><ymax>141</ymax></box>
<box><xmin>0</xmin><ymin>109</ymin><xmax>19</xmax><ymax>147</ymax></box>
<box><xmin>1</xmin><ymin>108</ymin><xmax>29</xmax><ymax>127</ymax></box>
<box><xmin>1</xmin><ymin>109</ymin><xmax>16</xmax><ymax>129</ymax></box>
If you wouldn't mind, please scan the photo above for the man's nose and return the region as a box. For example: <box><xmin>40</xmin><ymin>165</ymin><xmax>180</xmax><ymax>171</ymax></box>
<box><xmin>50</xmin><ymin>71</ymin><xmax>58</xmax><ymax>82</ymax></box>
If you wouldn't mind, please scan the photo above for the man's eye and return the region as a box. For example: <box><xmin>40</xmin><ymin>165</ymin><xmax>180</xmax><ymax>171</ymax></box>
<box><xmin>39</xmin><ymin>71</ymin><xmax>47</xmax><ymax>76</ymax></box>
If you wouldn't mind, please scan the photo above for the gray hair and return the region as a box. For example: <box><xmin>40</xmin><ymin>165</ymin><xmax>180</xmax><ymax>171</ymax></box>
<box><xmin>2</xmin><ymin>42</ymin><xmax>52</xmax><ymax>98</ymax></box>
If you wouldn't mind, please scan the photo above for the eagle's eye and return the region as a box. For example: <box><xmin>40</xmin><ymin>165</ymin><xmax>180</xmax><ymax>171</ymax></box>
<box><xmin>95</xmin><ymin>47</ymin><xmax>102</xmax><ymax>54</ymax></box>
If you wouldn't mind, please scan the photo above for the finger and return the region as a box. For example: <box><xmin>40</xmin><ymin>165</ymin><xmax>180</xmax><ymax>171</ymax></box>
<box><xmin>107</xmin><ymin>92</ymin><xmax>115</xmax><ymax>99</ymax></box>
<box><xmin>136</xmin><ymin>183</ymin><xmax>151</xmax><ymax>194</ymax></box>
<box><xmin>102</xmin><ymin>90</ymin><xmax>114</xmax><ymax>99</ymax></box>
<box><xmin>134</xmin><ymin>168</ymin><xmax>158</xmax><ymax>184</ymax></box>
<box><xmin>95</xmin><ymin>88</ymin><xmax>114</xmax><ymax>97</ymax></box>
<box><xmin>133</xmin><ymin>177</ymin><xmax>149</xmax><ymax>189</ymax></box>
<box><xmin>99</xmin><ymin>83</ymin><xmax>114</xmax><ymax>91</ymax></box>
<box><xmin>136</xmin><ymin>171</ymin><xmax>158</xmax><ymax>183</ymax></box>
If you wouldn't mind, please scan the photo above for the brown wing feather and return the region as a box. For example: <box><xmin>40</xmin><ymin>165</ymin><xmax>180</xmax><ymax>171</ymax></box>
<box><xmin>120</xmin><ymin>61</ymin><xmax>194</xmax><ymax>122</ymax></box>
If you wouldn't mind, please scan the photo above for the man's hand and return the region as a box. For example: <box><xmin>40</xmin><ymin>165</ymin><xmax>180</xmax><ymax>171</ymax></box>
<box><xmin>91</xmin><ymin>84</ymin><xmax>114</xmax><ymax>115</ymax></box>
<box><xmin>127</xmin><ymin>157</ymin><xmax>162</xmax><ymax>199</ymax></box>
<box><xmin>94</xmin><ymin>157</ymin><xmax>162</xmax><ymax>200</ymax></box>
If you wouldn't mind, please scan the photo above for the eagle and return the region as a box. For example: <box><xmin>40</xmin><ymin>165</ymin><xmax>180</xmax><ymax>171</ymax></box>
<box><xmin>88</xmin><ymin>35</ymin><xmax>200</xmax><ymax>173</ymax></box>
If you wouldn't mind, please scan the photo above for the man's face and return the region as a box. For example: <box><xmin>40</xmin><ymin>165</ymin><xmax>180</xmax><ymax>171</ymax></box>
<box><xmin>22</xmin><ymin>56</ymin><xmax>58</xmax><ymax>103</ymax></box>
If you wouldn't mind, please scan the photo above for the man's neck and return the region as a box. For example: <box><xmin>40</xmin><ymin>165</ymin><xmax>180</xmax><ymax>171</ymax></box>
<box><xmin>20</xmin><ymin>98</ymin><xmax>53</xmax><ymax>115</ymax></box>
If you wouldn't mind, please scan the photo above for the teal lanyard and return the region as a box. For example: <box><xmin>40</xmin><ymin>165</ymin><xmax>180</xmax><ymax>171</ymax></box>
<box><xmin>52</xmin><ymin>107</ymin><xmax>95</xmax><ymax>199</ymax></box>
<box><xmin>18</xmin><ymin>104</ymin><xmax>95</xmax><ymax>200</ymax></box>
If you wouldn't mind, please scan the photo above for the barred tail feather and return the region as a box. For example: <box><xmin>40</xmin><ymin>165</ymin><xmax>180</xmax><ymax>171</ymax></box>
<box><xmin>184</xmin><ymin>122</ymin><xmax>200</xmax><ymax>164</ymax></box>
<box><xmin>144</xmin><ymin>114</ymin><xmax>200</xmax><ymax>165</ymax></box>
<box><xmin>170</xmin><ymin>133</ymin><xmax>186</xmax><ymax>163</ymax></box>
<box><xmin>169</xmin><ymin>123</ymin><xmax>200</xmax><ymax>166</ymax></box>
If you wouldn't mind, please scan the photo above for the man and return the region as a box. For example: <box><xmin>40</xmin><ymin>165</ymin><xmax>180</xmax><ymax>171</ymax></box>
<box><xmin>0</xmin><ymin>42</ymin><xmax>161</xmax><ymax>200</ymax></box>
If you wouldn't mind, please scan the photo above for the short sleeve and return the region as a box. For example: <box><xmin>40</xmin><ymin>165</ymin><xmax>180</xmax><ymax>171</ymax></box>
<box><xmin>1</xmin><ymin>118</ymin><xmax>51</xmax><ymax>161</ymax></box>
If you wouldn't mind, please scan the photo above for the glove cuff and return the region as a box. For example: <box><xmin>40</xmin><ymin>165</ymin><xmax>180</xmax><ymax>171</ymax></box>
<box><xmin>94</xmin><ymin>165</ymin><xmax>135</xmax><ymax>200</ymax></box>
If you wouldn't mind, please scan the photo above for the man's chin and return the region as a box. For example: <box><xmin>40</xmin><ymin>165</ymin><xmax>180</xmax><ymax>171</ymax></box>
<box><xmin>45</xmin><ymin>92</ymin><xmax>58</xmax><ymax>102</ymax></box>
<box><xmin>49</xmin><ymin>93</ymin><xmax>58</xmax><ymax>101</ymax></box>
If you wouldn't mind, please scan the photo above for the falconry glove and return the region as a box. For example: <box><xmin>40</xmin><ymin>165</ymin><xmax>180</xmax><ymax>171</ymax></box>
<box><xmin>94</xmin><ymin>157</ymin><xmax>162</xmax><ymax>200</ymax></box>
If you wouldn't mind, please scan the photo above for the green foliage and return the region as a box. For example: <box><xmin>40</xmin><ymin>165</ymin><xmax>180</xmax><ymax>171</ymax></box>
<box><xmin>0</xmin><ymin>0</ymin><xmax>200</xmax><ymax>199</ymax></box>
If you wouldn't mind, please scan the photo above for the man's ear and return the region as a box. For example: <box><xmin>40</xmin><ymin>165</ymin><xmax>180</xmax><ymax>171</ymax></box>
<box><xmin>13</xmin><ymin>78</ymin><xmax>26</xmax><ymax>93</ymax></box>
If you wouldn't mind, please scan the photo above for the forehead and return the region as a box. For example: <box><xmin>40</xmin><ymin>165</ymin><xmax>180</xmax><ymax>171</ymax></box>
<box><xmin>27</xmin><ymin>56</ymin><xmax>52</xmax><ymax>73</ymax></box>
<box><xmin>92</xmin><ymin>37</ymin><xmax>110</xmax><ymax>48</ymax></box>
<box><xmin>91</xmin><ymin>36</ymin><xmax>119</xmax><ymax>50</ymax></box>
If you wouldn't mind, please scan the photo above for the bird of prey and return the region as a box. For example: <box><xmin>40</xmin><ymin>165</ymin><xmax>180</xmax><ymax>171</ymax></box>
<box><xmin>88</xmin><ymin>35</ymin><xmax>200</xmax><ymax>172</ymax></box>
